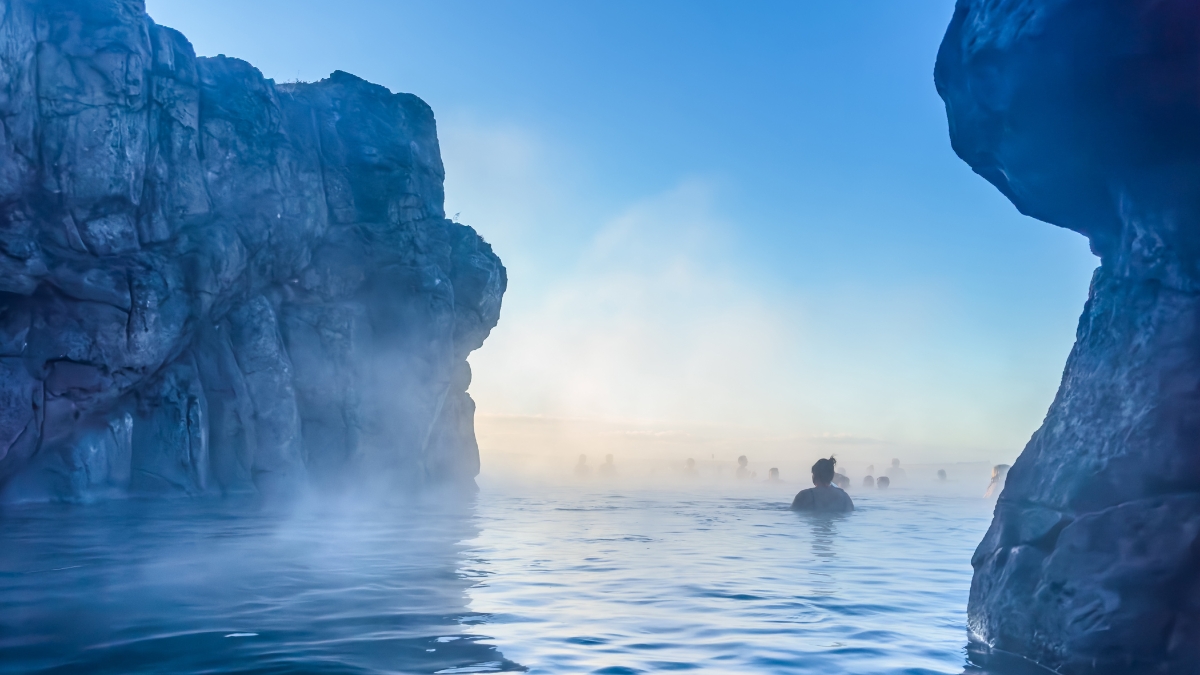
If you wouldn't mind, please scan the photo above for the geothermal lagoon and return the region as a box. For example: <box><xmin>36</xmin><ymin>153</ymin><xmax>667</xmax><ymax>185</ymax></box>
<box><xmin>5</xmin><ymin>0</ymin><xmax>1197</xmax><ymax>671</ymax></box>
<box><xmin>1</xmin><ymin>478</ymin><xmax>999</xmax><ymax>674</ymax></box>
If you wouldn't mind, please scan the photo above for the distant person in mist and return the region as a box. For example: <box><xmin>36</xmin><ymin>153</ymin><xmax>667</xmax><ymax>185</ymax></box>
<box><xmin>684</xmin><ymin>458</ymin><xmax>698</xmax><ymax>477</ymax></box>
<box><xmin>599</xmin><ymin>454</ymin><xmax>616</xmax><ymax>478</ymax></box>
<box><xmin>736</xmin><ymin>455</ymin><xmax>757</xmax><ymax>480</ymax></box>
<box><xmin>886</xmin><ymin>458</ymin><xmax>906</xmax><ymax>481</ymax></box>
<box><xmin>791</xmin><ymin>457</ymin><xmax>854</xmax><ymax>513</ymax></box>
<box><xmin>833</xmin><ymin>472</ymin><xmax>850</xmax><ymax>490</ymax></box>
<box><xmin>574</xmin><ymin>454</ymin><xmax>590</xmax><ymax>477</ymax></box>
<box><xmin>862</xmin><ymin>464</ymin><xmax>875</xmax><ymax>488</ymax></box>
<box><xmin>985</xmin><ymin>464</ymin><xmax>1010</xmax><ymax>498</ymax></box>
<box><xmin>767</xmin><ymin>468</ymin><xmax>783</xmax><ymax>484</ymax></box>
<box><xmin>876</xmin><ymin>476</ymin><xmax>890</xmax><ymax>489</ymax></box>
<box><xmin>937</xmin><ymin>469</ymin><xmax>947</xmax><ymax>482</ymax></box>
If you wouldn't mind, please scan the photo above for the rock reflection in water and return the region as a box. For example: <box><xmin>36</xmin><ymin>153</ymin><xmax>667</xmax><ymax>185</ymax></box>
<box><xmin>0</xmin><ymin>496</ymin><xmax>523</xmax><ymax>674</ymax></box>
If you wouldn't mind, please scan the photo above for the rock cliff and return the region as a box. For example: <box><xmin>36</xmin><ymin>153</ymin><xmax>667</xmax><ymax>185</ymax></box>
<box><xmin>0</xmin><ymin>0</ymin><xmax>506</xmax><ymax>501</ymax></box>
<box><xmin>937</xmin><ymin>1</ymin><xmax>1200</xmax><ymax>672</ymax></box>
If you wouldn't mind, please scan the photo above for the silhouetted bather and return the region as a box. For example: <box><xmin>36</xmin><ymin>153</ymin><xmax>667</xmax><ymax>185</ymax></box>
<box><xmin>574</xmin><ymin>454</ymin><xmax>590</xmax><ymax>477</ymax></box>
<box><xmin>791</xmin><ymin>457</ymin><xmax>854</xmax><ymax>513</ymax></box>
<box><xmin>767</xmin><ymin>467</ymin><xmax>783</xmax><ymax>483</ymax></box>
<box><xmin>862</xmin><ymin>475</ymin><xmax>875</xmax><ymax>488</ymax></box>
<box><xmin>833</xmin><ymin>472</ymin><xmax>850</xmax><ymax>489</ymax></box>
<box><xmin>937</xmin><ymin>469</ymin><xmax>947</xmax><ymax>481</ymax></box>
<box><xmin>984</xmin><ymin>464</ymin><xmax>1010</xmax><ymax>498</ymax></box>
<box><xmin>599</xmin><ymin>454</ymin><xmax>616</xmax><ymax>477</ymax></box>
<box><xmin>886</xmin><ymin>458</ymin><xmax>906</xmax><ymax>481</ymax></box>
<box><xmin>876</xmin><ymin>476</ymin><xmax>890</xmax><ymax>489</ymax></box>
<box><xmin>736</xmin><ymin>455</ymin><xmax>753</xmax><ymax>479</ymax></box>
<box><xmin>683</xmin><ymin>458</ymin><xmax>698</xmax><ymax>477</ymax></box>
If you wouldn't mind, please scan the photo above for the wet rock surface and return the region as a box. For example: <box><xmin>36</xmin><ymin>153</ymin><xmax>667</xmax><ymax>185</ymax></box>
<box><xmin>937</xmin><ymin>1</ymin><xmax>1200</xmax><ymax>672</ymax></box>
<box><xmin>0</xmin><ymin>0</ymin><xmax>505</xmax><ymax>501</ymax></box>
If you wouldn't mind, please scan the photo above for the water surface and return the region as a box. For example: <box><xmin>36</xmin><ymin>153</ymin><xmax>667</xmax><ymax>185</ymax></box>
<box><xmin>467</xmin><ymin>483</ymin><xmax>995</xmax><ymax>674</ymax></box>
<box><xmin>0</xmin><ymin>482</ymin><xmax>1003</xmax><ymax>674</ymax></box>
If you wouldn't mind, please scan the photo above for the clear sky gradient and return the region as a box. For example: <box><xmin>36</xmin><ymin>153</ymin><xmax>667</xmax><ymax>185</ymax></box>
<box><xmin>146</xmin><ymin>1</ymin><xmax>1099</xmax><ymax>468</ymax></box>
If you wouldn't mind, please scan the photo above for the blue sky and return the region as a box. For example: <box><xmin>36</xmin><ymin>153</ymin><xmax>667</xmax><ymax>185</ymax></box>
<box><xmin>146</xmin><ymin>1</ymin><xmax>1099</xmax><ymax>468</ymax></box>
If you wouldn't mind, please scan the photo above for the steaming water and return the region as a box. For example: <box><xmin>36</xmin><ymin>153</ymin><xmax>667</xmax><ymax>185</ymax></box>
<box><xmin>0</xmin><ymin>481</ymin><xmax>1004</xmax><ymax>674</ymax></box>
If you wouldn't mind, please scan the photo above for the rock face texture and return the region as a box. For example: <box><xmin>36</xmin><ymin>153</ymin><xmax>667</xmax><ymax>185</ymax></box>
<box><xmin>0</xmin><ymin>0</ymin><xmax>505</xmax><ymax>501</ymax></box>
<box><xmin>937</xmin><ymin>1</ymin><xmax>1200</xmax><ymax>672</ymax></box>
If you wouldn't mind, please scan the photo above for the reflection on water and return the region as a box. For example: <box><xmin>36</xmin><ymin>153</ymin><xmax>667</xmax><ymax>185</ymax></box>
<box><xmin>465</xmin><ymin>484</ymin><xmax>1001</xmax><ymax>674</ymax></box>
<box><xmin>805</xmin><ymin>515</ymin><xmax>842</xmax><ymax>597</ymax></box>
<box><xmin>0</xmin><ymin>495</ymin><xmax>521</xmax><ymax>675</ymax></box>
<box><xmin>807</xmin><ymin>515</ymin><xmax>841</xmax><ymax>558</ymax></box>
<box><xmin>1</xmin><ymin>482</ymin><xmax>1035</xmax><ymax>674</ymax></box>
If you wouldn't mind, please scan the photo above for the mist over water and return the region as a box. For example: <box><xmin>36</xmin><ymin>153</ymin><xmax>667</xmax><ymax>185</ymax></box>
<box><xmin>0</xmin><ymin>464</ymin><xmax>1021</xmax><ymax>674</ymax></box>
<box><xmin>0</xmin><ymin>495</ymin><xmax>516</xmax><ymax>674</ymax></box>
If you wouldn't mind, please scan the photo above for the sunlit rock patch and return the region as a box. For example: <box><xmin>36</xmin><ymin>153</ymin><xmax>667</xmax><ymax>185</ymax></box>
<box><xmin>0</xmin><ymin>0</ymin><xmax>505</xmax><ymax>501</ymax></box>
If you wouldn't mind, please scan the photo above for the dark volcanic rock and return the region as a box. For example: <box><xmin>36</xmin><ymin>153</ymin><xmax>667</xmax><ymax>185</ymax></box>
<box><xmin>0</xmin><ymin>0</ymin><xmax>506</xmax><ymax>501</ymax></box>
<box><xmin>936</xmin><ymin>1</ymin><xmax>1200</xmax><ymax>672</ymax></box>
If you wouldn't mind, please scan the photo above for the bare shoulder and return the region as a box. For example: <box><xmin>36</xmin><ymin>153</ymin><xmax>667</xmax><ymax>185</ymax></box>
<box><xmin>791</xmin><ymin>488</ymin><xmax>815</xmax><ymax>509</ymax></box>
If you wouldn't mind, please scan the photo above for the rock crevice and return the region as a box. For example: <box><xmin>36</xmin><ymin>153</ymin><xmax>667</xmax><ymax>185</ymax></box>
<box><xmin>0</xmin><ymin>0</ymin><xmax>506</xmax><ymax>501</ymax></box>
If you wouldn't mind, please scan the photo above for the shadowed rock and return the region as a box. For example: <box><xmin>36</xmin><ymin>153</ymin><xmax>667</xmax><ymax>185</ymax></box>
<box><xmin>937</xmin><ymin>1</ymin><xmax>1200</xmax><ymax>672</ymax></box>
<box><xmin>0</xmin><ymin>0</ymin><xmax>506</xmax><ymax>501</ymax></box>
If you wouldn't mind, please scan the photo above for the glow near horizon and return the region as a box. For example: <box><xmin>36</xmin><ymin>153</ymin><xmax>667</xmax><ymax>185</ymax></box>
<box><xmin>146</xmin><ymin>0</ymin><xmax>1099</xmax><ymax>467</ymax></box>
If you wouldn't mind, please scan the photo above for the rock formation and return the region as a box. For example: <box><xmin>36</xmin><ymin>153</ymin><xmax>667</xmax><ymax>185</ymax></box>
<box><xmin>936</xmin><ymin>1</ymin><xmax>1200</xmax><ymax>672</ymax></box>
<box><xmin>0</xmin><ymin>0</ymin><xmax>506</xmax><ymax>501</ymax></box>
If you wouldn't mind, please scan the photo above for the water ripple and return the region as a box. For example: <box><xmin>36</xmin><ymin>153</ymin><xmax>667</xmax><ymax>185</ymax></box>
<box><xmin>464</xmin><ymin>486</ymin><xmax>997</xmax><ymax>675</ymax></box>
<box><xmin>0</xmin><ymin>485</ymin><xmax>1031</xmax><ymax>674</ymax></box>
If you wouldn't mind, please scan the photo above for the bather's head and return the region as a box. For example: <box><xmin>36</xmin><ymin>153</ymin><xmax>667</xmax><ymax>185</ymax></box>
<box><xmin>769</xmin><ymin>468</ymin><xmax>780</xmax><ymax>480</ymax></box>
<box><xmin>877</xmin><ymin>476</ymin><xmax>891</xmax><ymax>489</ymax></box>
<box><xmin>811</xmin><ymin>456</ymin><xmax>837</xmax><ymax>487</ymax></box>
<box><xmin>891</xmin><ymin>458</ymin><xmax>901</xmax><ymax>468</ymax></box>
<box><xmin>937</xmin><ymin>469</ymin><xmax>947</xmax><ymax>481</ymax></box>
<box><xmin>738</xmin><ymin>455</ymin><xmax>748</xmax><ymax>467</ymax></box>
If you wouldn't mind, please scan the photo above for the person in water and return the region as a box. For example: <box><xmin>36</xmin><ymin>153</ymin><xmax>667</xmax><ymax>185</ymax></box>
<box><xmin>862</xmin><ymin>474</ymin><xmax>875</xmax><ymax>488</ymax></box>
<box><xmin>736</xmin><ymin>455</ymin><xmax>754</xmax><ymax>479</ymax></box>
<box><xmin>599</xmin><ymin>453</ymin><xmax>616</xmax><ymax>477</ymax></box>
<box><xmin>886</xmin><ymin>458</ymin><xmax>906</xmax><ymax>481</ymax></box>
<box><xmin>791</xmin><ymin>457</ymin><xmax>854</xmax><ymax>512</ymax></box>
<box><xmin>937</xmin><ymin>469</ymin><xmax>947</xmax><ymax>481</ymax></box>
<box><xmin>877</xmin><ymin>476</ymin><xmax>890</xmax><ymax>489</ymax></box>
<box><xmin>985</xmin><ymin>463</ymin><xmax>1010</xmax><ymax>498</ymax></box>
<box><xmin>683</xmin><ymin>458</ymin><xmax>699</xmax><ymax>477</ymax></box>
<box><xmin>767</xmin><ymin>467</ymin><xmax>783</xmax><ymax>483</ymax></box>
<box><xmin>574</xmin><ymin>454</ymin><xmax>590</xmax><ymax>477</ymax></box>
